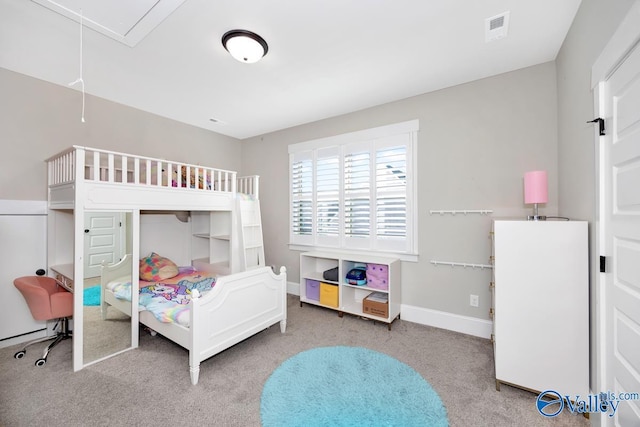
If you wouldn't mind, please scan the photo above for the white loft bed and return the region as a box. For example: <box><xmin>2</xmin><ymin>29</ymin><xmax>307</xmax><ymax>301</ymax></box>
<box><xmin>45</xmin><ymin>146</ymin><xmax>285</xmax><ymax>383</ymax></box>
<box><xmin>47</xmin><ymin>145</ymin><xmax>259</xmax><ymax>211</ymax></box>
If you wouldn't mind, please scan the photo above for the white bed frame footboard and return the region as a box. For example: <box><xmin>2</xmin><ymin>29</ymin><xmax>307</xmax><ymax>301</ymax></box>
<box><xmin>189</xmin><ymin>266</ymin><xmax>286</xmax><ymax>385</ymax></box>
<box><xmin>101</xmin><ymin>258</ymin><xmax>287</xmax><ymax>385</ymax></box>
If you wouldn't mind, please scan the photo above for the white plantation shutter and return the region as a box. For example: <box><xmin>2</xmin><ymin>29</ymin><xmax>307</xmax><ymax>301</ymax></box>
<box><xmin>289</xmin><ymin>120</ymin><xmax>418</xmax><ymax>256</ymax></box>
<box><xmin>374</xmin><ymin>136</ymin><xmax>410</xmax><ymax>252</ymax></box>
<box><xmin>344</xmin><ymin>143</ymin><xmax>372</xmax><ymax>249</ymax></box>
<box><xmin>344</xmin><ymin>151</ymin><xmax>370</xmax><ymax>238</ymax></box>
<box><xmin>316</xmin><ymin>147</ymin><xmax>340</xmax><ymax>247</ymax></box>
<box><xmin>376</xmin><ymin>148</ymin><xmax>406</xmax><ymax>237</ymax></box>
<box><xmin>290</xmin><ymin>151</ymin><xmax>313</xmax><ymax>245</ymax></box>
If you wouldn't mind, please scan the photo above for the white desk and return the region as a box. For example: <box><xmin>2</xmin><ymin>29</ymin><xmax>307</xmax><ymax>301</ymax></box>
<box><xmin>50</xmin><ymin>264</ymin><xmax>74</xmax><ymax>293</ymax></box>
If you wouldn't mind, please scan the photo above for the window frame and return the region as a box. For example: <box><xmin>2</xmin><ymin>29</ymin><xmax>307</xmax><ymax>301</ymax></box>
<box><xmin>288</xmin><ymin>120</ymin><xmax>419</xmax><ymax>261</ymax></box>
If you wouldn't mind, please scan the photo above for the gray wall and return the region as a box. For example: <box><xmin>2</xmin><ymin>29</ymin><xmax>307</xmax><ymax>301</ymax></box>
<box><xmin>556</xmin><ymin>0</ymin><xmax>636</xmax><ymax>404</ymax></box>
<box><xmin>243</xmin><ymin>62</ymin><xmax>559</xmax><ymax>319</ymax></box>
<box><xmin>0</xmin><ymin>67</ymin><xmax>242</xmax><ymax>201</ymax></box>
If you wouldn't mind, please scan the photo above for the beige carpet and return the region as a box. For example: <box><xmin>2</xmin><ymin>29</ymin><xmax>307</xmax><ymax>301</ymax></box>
<box><xmin>83</xmin><ymin>305</ymin><xmax>131</xmax><ymax>364</ymax></box>
<box><xmin>82</xmin><ymin>276</ymin><xmax>132</xmax><ymax>364</ymax></box>
<box><xmin>0</xmin><ymin>295</ymin><xmax>589</xmax><ymax>427</ymax></box>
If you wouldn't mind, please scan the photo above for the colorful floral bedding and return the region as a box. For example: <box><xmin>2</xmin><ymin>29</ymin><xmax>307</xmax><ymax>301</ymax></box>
<box><xmin>106</xmin><ymin>269</ymin><xmax>217</xmax><ymax>327</ymax></box>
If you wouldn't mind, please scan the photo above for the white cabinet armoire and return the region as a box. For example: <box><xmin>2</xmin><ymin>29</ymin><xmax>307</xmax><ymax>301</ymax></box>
<box><xmin>0</xmin><ymin>200</ymin><xmax>48</xmax><ymax>348</ymax></box>
<box><xmin>491</xmin><ymin>220</ymin><xmax>588</xmax><ymax>396</ymax></box>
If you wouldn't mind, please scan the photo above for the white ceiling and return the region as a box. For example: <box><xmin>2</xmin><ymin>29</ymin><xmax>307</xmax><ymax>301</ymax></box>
<box><xmin>0</xmin><ymin>0</ymin><xmax>582</xmax><ymax>140</ymax></box>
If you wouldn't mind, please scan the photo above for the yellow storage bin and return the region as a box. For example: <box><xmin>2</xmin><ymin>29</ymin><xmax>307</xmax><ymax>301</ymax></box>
<box><xmin>319</xmin><ymin>282</ymin><xmax>339</xmax><ymax>308</ymax></box>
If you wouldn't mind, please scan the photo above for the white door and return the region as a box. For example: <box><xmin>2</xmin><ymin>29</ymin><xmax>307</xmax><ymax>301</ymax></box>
<box><xmin>84</xmin><ymin>212</ymin><xmax>122</xmax><ymax>278</ymax></box>
<box><xmin>601</xmin><ymin>42</ymin><xmax>640</xmax><ymax>425</ymax></box>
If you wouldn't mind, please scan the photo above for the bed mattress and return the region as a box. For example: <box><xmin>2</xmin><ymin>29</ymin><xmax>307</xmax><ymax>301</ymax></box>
<box><xmin>105</xmin><ymin>270</ymin><xmax>217</xmax><ymax>327</ymax></box>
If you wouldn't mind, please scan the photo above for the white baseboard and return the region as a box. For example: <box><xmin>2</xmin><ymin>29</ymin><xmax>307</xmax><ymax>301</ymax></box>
<box><xmin>401</xmin><ymin>304</ymin><xmax>493</xmax><ymax>339</ymax></box>
<box><xmin>0</xmin><ymin>329</ymin><xmax>47</xmax><ymax>349</ymax></box>
<box><xmin>288</xmin><ymin>281</ymin><xmax>492</xmax><ymax>339</ymax></box>
<box><xmin>287</xmin><ymin>281</ymin><xmax>300</xmax><ymax>296</ymax></box>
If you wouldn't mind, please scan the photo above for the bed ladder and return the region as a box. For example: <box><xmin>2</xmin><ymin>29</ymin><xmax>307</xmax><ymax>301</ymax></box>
<box><xmin>237</xmin><ymin>197</ymin><xmax>265</xmax><ymax>271</ymax></box>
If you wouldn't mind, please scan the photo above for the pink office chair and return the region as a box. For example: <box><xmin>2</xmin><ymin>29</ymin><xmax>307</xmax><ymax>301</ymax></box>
<box><xmin>13</xmin><ymin>276</ymin><xmax>73</xmax><ymax>366</ymax></box>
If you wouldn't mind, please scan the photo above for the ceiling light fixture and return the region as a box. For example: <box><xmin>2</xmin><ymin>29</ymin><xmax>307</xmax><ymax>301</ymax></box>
<box><xmin>222</xmin><ymin>29</ymin><xmax>268</xmax><ymax>63</ymax></box>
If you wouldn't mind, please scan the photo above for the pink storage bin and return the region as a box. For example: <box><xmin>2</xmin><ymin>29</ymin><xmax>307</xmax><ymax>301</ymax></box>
<box><xmin>366</xmin><ymin>263</ymin><xmax>389</xmax><ymax>290</ymax></box>
<box><xmin>306</xmin><ymin>279</ymin><xmax>320</xmax><ymax>301</ymax></box>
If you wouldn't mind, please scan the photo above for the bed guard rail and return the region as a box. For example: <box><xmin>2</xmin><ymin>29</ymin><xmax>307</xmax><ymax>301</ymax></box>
<box><xmin>236</xmin><ymin>175</ymin><xmax>259</xmax><ymax>199</ymax></box>
<box><xmin>46</xmin><ymin>146</ymin><xmax>238</xmax><ymax>195</ymax></box>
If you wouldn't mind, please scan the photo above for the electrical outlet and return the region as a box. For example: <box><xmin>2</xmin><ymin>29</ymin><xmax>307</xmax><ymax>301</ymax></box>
<box><xmin>470</xmin><ymin>294</ymin><xmax>479</xmax><ymax>307</ymax></box>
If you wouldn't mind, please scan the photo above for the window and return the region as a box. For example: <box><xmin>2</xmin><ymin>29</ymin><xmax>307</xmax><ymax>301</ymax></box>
<box><xmin>289</xmin><ymin>120</ymin><xmax>418</xmax><ymax>257</ymax></box>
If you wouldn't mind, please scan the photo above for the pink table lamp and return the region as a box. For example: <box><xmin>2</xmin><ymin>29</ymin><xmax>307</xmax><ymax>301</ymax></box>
<box><xmin>524</xmin><ymin>170</ymin><xmax>548</xmax><ymax>220</ymax></box>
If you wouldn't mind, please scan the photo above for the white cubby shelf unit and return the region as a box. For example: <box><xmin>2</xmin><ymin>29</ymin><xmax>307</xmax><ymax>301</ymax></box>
<box><xmin>299</xmin><ymin>251</ymin><xmax>401</xmax><ymax>329</ymax></box>
<box><xmin>191</xmin><ymin>210</ymin><xmax>234</xmax><ymax>275</ymax></box>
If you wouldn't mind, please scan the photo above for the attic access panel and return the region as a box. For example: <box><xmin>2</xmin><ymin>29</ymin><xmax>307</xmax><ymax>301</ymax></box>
<box><xmin>31</xmin><ymin>0</ymin><xmax>186</xmax><ymax>47</ymax></box>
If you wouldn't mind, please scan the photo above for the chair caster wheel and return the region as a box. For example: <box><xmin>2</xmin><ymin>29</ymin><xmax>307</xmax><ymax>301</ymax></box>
<box><xmin>14</xmin><ymin>351</ymin><xmax>26</xmax><ymax>359</ymax></box>
<box><xmin>35</xmin><ymin>358</ymin><xmax>46</xmax><ymax>367</ymax></box>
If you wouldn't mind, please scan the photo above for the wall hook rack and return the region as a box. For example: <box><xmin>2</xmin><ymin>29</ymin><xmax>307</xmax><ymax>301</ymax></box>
<box><xmin>429</xmin><ymin>210</ymin><xmax>493</xmax><ymax>216</ymax></box>
<box><xmin>430</xmin><ymin>260</ymin><xmax>494</xmax><ymax>269</ymax></box>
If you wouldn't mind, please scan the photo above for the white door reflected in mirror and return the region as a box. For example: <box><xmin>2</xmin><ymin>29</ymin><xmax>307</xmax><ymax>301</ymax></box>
<box><xmin>82</xmin><ymin>211</ymin><xmax>132</xmax><ymax>366</ymax></box>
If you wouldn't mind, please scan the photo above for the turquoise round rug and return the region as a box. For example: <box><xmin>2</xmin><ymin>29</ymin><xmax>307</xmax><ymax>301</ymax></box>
<box><xmin>260</xmin><ymin>346</ymin><xmax>448</xmax><ymax>427</ymax></box>
<box><xmin>83</xmin><ymin>285</ymin><xmax>101</xmax><ymax>306</ymax></box>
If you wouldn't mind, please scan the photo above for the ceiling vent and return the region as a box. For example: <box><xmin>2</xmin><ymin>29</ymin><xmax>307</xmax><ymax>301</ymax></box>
<box><xmin>485</xmin><ymin>12</ymin><xmax>510</xmax><ymax>42</ymax></box>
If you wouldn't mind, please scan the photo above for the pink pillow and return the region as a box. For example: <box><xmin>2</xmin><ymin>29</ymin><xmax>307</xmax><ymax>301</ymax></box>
<box><xmin>139</xmin><ymin>252</ymin><xmax>179</xmax><ymax>282</ymax></box>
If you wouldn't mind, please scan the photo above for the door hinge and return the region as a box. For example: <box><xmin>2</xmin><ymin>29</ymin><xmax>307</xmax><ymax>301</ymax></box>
<box><xmin>588</xmin><ymin>117</ymin><xmax>605</xmax><ymax>136</ymax></box>
<box><xmin>600</xmin><ymin>255</ymin><xmax>606</xmax><ymax>273</ymax></box>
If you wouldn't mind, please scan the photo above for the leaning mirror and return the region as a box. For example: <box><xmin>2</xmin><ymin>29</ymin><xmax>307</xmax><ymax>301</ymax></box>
<box><xmin>82</xmin><ymin>211</ymin><xmax>133</xmax><ymax>365</ymax></box>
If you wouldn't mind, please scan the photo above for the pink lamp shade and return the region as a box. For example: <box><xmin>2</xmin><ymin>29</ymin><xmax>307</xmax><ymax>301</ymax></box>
<box><xmin>524</xmin><ymin>170</ymin><xmax>548</xmax><ymax>204</ymax></box>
